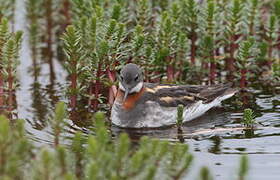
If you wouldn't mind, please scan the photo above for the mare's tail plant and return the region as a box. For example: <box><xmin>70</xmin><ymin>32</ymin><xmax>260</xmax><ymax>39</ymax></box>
<box><xmin>201</xmin><ymin>0</ymin><xmax>216</xmax><ymax>83</ymax></box>
<box><xmin>0</xmin><ymin>0</ymin><xmax>16</xmax><ymax>30</ymax></box>
<box><xmin>225</xmin><ymin>0</ymin><xmax>244</xmax><ymax>77</ymax></box>
<box><xmin>0</xmin><ymin>18</ymin><xmax>9</xmax><ymax>108</ymax></box>
<box><xmin>242</xmin><ymin>108</ymin><xmax>255</xmax><ymax>128</ymax></box>
<box><xmin>177</xmin><ymin>104</ymin><xmax>184</xmax><ymax>128</ymax></box>
<box><xmin>246</xmin><ymin>0</ymin><xmax>258</xmax><ymax>36</ymax></box>
<box><xmin>50</xmin><ymin>102</ymin><xmax>66</xmax><ymax>147</ymax></box>
<box><xmin>61</xmin><ymin>0</ymin><xmax>71</xmax><ymax>30</ymax></box>
<box><xmin>237</xmin><ymin>38</ymin><xmax>255</xmax><ymax>89</ymax></box>
<box><xmin>3</xmin><ymin>31</ymin><xmax>23</xmax><ymax>114</ymax></box>
<box><xmin>0</xmin><ymin>18</ymin><xmax>22</xmax><ymax>116</ymax></box>
<box><xmin>199</xmin><ymin>166</ymin><xmax>213</xmax><ymax>180</ymax></box>
<box><xmin>26</xmin><ymin>0</ymin><xmax>43</xmax><ymax>80</ymax></box>
<box><xmin>265</xmin><ymin>14</ymin><xmax>277</xmax><ymax>69</ymax></box>
<box><xmin>180</xmin><ymin>0</ymin><xmax>199</xmax><ymax>66</ymax></box>
<box><xmin>86</xmin><ymin>113</ymin><xmax>193</xmax><ymax>180</ymax></box>
<box><xmin>238</xmin><ymin>155</ymin><xmax>249</xmax><ymax>180</ymax></box>
<box><xmin>273</xmin><ymin>0</ymin><xmax>280</xmax><ymax>52</ymax></box>
<box><xmin>45</xmin><ymin>0</ymin><xmax>55</xmax><ymax>80</ymax></box>
<box><xmin>62</xmin><ymin>25</ymin><xmax>83</xmax><ymax>110</ymax></box>
<box><xmin>0</xmin><ymin>116</ymin><xmax>32</xmax><ymax>179</ymax></box>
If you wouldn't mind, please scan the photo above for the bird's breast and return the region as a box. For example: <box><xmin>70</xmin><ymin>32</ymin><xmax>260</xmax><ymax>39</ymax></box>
<box><xmin>115</xmin><ymin>88</ymin><xmax>146</xmax><ymax>111</ymax></box>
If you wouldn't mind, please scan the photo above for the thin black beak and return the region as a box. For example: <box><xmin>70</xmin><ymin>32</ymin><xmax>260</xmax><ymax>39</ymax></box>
<box><xmin>123</xmin><ymin>88</ymin><xmax>129</xmax><ymax>103</ymax></box>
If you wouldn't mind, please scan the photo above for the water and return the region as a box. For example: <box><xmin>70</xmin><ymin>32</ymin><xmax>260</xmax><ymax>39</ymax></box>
<box><xmin>14</xmin><ymin>0</ymin><xmax>280</xmax><ymax>179</ymax></box>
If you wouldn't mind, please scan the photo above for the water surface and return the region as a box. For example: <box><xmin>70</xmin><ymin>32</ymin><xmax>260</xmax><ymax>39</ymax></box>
<box><xmin>14</xmin><ymin>0</ymin><xmax>280</xmax><ymax>179</ymax></box>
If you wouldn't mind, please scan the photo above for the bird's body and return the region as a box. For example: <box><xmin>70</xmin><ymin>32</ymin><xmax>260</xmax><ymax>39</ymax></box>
<box><xmin>111</xmin><ymin>64</ymin><xmax>237</xmax><ymax>128</ymax></box>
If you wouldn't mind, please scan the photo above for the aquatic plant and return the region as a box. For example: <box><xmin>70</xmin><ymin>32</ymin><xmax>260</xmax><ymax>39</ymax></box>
<box><xmin>0</xmin><ymin>0</ymin><xmax>16</xmax><ymax>30</ymax></box>
<box><xmin>180</xmin><ymin>0</ymin><xmax>199</xmax><ymax>66</ymax></box>
<box><xmin>61</xmin><ymin>0</ymin><xmax>71</xmax><ymax>30</ymax></box>
<box><xmin>0</xmin><ymin>102</ymin><xmax>196</xmax><ymax>179</ymax></box>
<box><xmin>199</xmin><ymin>166</ymin><xmax>213</xmax><ymax>180</ymax></box>
<box><xmin>0</xmin><ymin>18</ymin><xmax>22</xmax><ymax>116</ymax></box>
<box><xmin>25</xmin><ymin>0</ymin><xmax>73</xmax><ymax>83</ymax></box>
<box><xmin>200</xmin><ymin>0</ymin><xmax>217</xmax><ymax>83</ymax></box>
<box><xmin>238</xmin><ymin>155</ymin><xmax>249</xmax><ymax>180</ymax></box>
<box><xmin>246</xmin><ymin>0</ymin><xmax>259</xmax><ymax>36</ymax></box>
<box><xmin>224</xmin><ymin>0</ymin><xmax>244</xmax><ymax>76</ymax></box>
<box><xmin>3</xmin><ymin>31</ymin><xmax>23</xmax><ymax>113</ymax></box>
<box><xmin>0</xmin><ymin>18</ymin><xmax>9</xmax><ymax>108</ymax></box>
<box><xmin>45</xmin><ymin>0</ymin><xmax>55</xmax><ymax>80</ymax></box>
<box><xmin>264</xmin><ymin>14</ymin><xmax>277</xmax><ymax>69</ymax></box>
<box><xmin>0</xmin><ymin>98</ymin><xmax>258</xmax><ymax>180</ymax></box>
<box><xmin>58</xmin><ymin>0</ymin><xmax>280</xmax><ymax>109</ymax></box>
<box><xmin>273</xmin><ymin>0</ymin><xmax>280</xmax><ymax>51</ymax></box>
<box><xmin>272</xmin><ymin>59</ymin><xmax>280</xmax><ymax>81</ymax></box>
<box><xmin>62</xmin><ymin>25</ymin><xmax>83</xmax><ymax>110</ymax></box>
<box><xmin>242</xmin><ymin>108</ymin><xmax>256</xmax><ymax>128</ymax></box>
<box><xmin>0</xmin><ymin>116</ymin><xmax>32</xmax><ymax>179</ymax></box>
<box><xmin>237</xmin><ymin>38</ymin><xmax>255</xmax><ymax>89</ymax></box>
<box><xmin>50</xmin><ymin>102</ymin><xmax>67</xmax><ymax>146</ymax></box>
<box><xmin>26</xmin><ymin>0</ymin><xmax>43</xmax><ymax>80</ymax></box>
<box><xmin>177</xmin><ymin>104</ymin><xmax>184</xmax><ymax>127</ymax></box>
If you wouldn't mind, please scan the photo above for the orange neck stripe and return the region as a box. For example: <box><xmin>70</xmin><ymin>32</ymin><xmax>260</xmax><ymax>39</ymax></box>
<box><xmin>116</xmin><ymin>87</ymin><xmax>145</xmax><ymax>110</ymax></box>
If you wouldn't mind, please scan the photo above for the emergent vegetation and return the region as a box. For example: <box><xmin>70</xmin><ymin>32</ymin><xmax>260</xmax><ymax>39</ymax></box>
<box><xmin>0</xmin><ymin>102</ymin><xmax>250</xmax><ymax>180</ymax></box>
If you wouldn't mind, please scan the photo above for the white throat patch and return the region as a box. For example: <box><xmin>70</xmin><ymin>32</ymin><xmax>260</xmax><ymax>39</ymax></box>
<box><xmin>130</xmin><ymin>82</ymin><xmax>143</xmax><ymax>93</ymax></box>
<box><xmin>118</xmin><ymin>82</ymin><xmax>143</xmax><ymax>94</ymax></box>
<box><xmin>118</xmin><ymin>82</ymin><xmax>125</xmax><ymax>92</ymax></box>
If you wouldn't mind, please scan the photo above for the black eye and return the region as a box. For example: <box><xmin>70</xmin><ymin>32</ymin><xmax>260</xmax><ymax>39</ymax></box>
<box><xmin>134</xmin><ymin>75</ymin><xmax>139</xmax><ymax>81</ymax></box>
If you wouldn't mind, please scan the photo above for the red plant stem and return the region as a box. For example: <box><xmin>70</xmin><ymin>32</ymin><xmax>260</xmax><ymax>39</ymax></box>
<box><xmin>167</xmin><ymin>64</ymin><xmax>174</xmax><ymax>82</ymax></box>
<box><xmin>227</xmin><ymin>34</ymin><xmax>240</xmax><ymax>76</ymax></box>
<box><xmin>153</xmin><ymin>71</ymin><xmax>161</xmax><ymax>83</ymax></box>
<box><xmin>175</xmin><ymin>56</ymin><xmax>183</xmax><ymax>81</ymax></box>
<box><xmin>91</xmin><ymin>62</ymin><xmax>102</xmax><ymax>110</ymax></box>
<box><xmin>70</xmin><ymin>72</ymin><xmax>77</xmax><ymax>109</ymax></box>
<box><xmin>0</xmin><ymin>72</ymin><xmax>3</xmax><ymax>107</ymax></box>
<box><xmin>240</xmin><ymin>68</ymin><xmax>247</xmax><ymax>89</ymax></box>
<box><xmin>46</xmin><ymin>0</ymin><xmax>55</xmax><ymax>81</ymax></box>
<box><xmin>54</xmin><ymin>133</ymin><xmax>59</xmax><ymax>147</ymax></box>
<box><xmin>7</xmin><ymin>67</ymin><xmax>13</xmax><ymax>112</ymax></box>
<box><xmin>106</xmin><ymin>68</ymin><xmax>117</xmax><ymax>106</ymax></box>
<box><xmin>209</xmin><ymin>62</ymin><xmax>216</xmax><ymax>84</ymax></box>
<box><xmin>127</xmin><ymin>56</ymin><xmax>133</xmax><ymax>63</ymax></box>
<box><xmin>69</xmin><ymin>50</ymin><xmax>78</xmax><ymax>109</ymax></box>
<box><xmin>190</xmin><ymin>31</ymin><xmax>196</xmax><ymax>65</ymax></box>
<box><xmin>228</xmin><ymin>41</ymin><xmax>236</xmax><ymax>72</ymax></box>
<box><xmin>267</xmin><ymin>39</ymin><xmax>273</xmax><ymax>68</ymax></box>
<box><xmin>202</xmin><ymin>61</ymin><xmax>209</xmax><ymax>70</ymax></box>
<box><xmin>144</xmin><ymin>66</ymin><xmax>149</xmax><ymax>82</ymax></box>
<box><xmin>277</xmin><ymin>30</ymin><xmax>280</xmax><ymax>52</ymax></box>
<box><xmin>32</xmin><ymin>48</ymin><xmax>38</xmax><ymax>81</ymax></box>
<box><xmin>62</xmin><ymin>0</ymin><xmax>71</xmax><ymax>30</ymax></box>
<box><xmin>75</xmin><ymin>154</ymin><xmax>83</xmax><ymax>179</ymax></box>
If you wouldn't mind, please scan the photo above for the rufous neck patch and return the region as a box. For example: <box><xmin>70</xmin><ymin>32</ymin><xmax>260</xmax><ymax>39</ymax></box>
<box><xmin>116</xmin><ymin>87</ymin><xmax>145</xmax><ymax>111</ymax></box>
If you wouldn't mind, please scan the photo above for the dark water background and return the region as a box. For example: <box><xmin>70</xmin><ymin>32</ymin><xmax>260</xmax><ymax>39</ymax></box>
<box><xmin>15</xmin><ymin>0</ymin><xmax>280</xmax><ymax>179</ymax></box>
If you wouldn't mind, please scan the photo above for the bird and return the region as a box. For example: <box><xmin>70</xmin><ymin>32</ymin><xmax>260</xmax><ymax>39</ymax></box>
<box><xmin>111</xmin><ymin>63</ymin><xmax>237</xmax><ymax>128</ymax></box>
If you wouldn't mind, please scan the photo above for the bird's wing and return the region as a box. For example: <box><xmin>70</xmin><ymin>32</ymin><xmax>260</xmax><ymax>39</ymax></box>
<box><xmin>142</xmin><ymin>83</ymin><xmax>235</xmax><ymax>107</ymax></box>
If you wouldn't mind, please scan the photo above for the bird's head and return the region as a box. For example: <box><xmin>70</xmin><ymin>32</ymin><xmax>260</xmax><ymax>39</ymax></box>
<box><xmin>118</xmin><ymin>63</ymin><xmax>144</xmax><ymax>101</ymax></box>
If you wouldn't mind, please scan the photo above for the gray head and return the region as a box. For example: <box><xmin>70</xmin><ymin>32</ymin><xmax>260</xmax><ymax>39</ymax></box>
<box><xmin>119</xmin><ymin>63</ymin><xmax>144</xmax><ymax>101</ymax></box>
